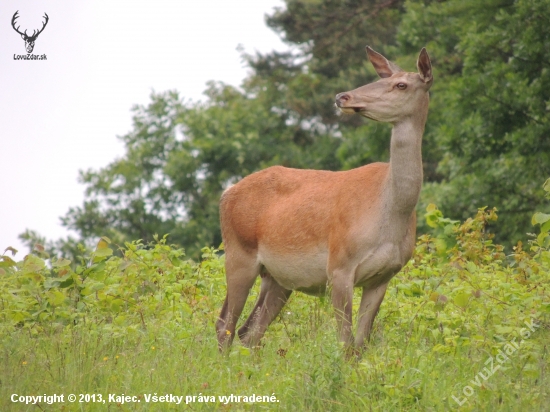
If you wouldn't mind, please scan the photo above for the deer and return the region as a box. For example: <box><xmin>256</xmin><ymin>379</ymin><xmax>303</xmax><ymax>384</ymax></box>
<box><xmin>11</xmin><ymin>11</ymin><xmax>49</xmax><ymax>54</ymax></box>
<box><xmin>216</xmin><ymin>46</ymin><xmax>433</xmax><ymax>354</ymax></box>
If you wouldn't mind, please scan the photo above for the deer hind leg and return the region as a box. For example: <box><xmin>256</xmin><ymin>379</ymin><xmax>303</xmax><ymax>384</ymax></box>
<box><xmin>355</xmin><ymin>283</ymin><xmax>388</xmax><ymax>349</ymax></box>
<box><xmin>216</xmin><ymin>251</ymin><xmax>260</xmax><ymax>351</ymax></box>
<box><xmin>237</xmin><ymin>267</ymin><xmax>269</xmax><ymax>341</ymax></box>
<box><xmin>238</xmin><ymin>271</ymin><xmax>292</xmax><ymax>348</ymax></box>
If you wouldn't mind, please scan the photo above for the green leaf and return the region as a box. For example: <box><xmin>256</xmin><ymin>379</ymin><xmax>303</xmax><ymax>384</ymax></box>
<box><xmin>47</xmin><ymin>290</ymin><xmax>66</xmax><ymax>306</ymax></box>
<box><xmin>96</xmin><ymin>237</ymin><xmax>111</xmax><ymax>249</ymax></box>
<box><xmin>22</xmin><ymin>254</ymin><xmax>45</xmax><ymax>273</ymax></box>
<box><xmin>453</xmin><ymin>293</ymin><xmax>470</xmax><ymax>308</ymax></box>
<box><xmin>434</xmin><ymin>238</ymin><xmax>447</xmax><ymax>254</ymax></box>
<box><xmin>0</xmin><ymin>256</ymin><xmax>17</xmax><ymax>268</ymax></box>
<box><xmin>59</xmin><ymin>275</ymin><xmax>75</xmax><ymax>288</ymax></box>
<box><xmin>465</xmin><ymin>261</ymin><xmax>477</xmax><ymax>273</ymax></box>
<box><xmin>94</xmin><ymin>247</ymin><xmax>113</xmax><ymax>258</ymax></box>
<box><xmin>81</xmin><ymin>282</ymin><xmax>105</xmax><ymax>295</ymax></box>
<box><xmin>113</xmin><ymin>315</ymin><xmax>127</xmax><ymax>325</ymax></box>
<box><xmin>425</xmin><ymin>205</ymin><xmax>443</xmax><ymax>228</ymax></box>
<box><xmin>100</xmin><ymin>236</ymin><xmax>112</xmax><ymax>244</ymax></box>
<box><xmin>239</xmin><ymin>347</ymin><xmax>251</xmax><ymax>356</ymax></box>
<box><xmin>537</xmin><ymin>232</ymin><xmax>548</xmax><ymax>246</ymax></box>
<box><xmin>426</xmin><ymin>203</ymin><xmax>438</xmax><ymax>212</ymax></box>
<box><xmin>44</xmin><ymin>278</ymin><xmax>61</xmax><ymax>289</ymax></box>
<box><xmin>532</xmin><ymin>213</ymin><xmax>550</xmax><ymax>226</ymax></box>
<box><xmin>52</xmin><ymin>258</ymin><xmax>72</xmax><ymax>267</ymax></box>
<box><xmin>10</xmin><ymin>311</ymin><xmax>29</xmax><ymax>322</ymax></box>
<box><xmin>110</xmin><ymin>299</ymin><xmax>125</xmax><ymax>311</ymax></box>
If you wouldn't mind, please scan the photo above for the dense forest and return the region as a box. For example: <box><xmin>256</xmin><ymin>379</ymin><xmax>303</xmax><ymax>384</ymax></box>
<box><xmin>22</xmin><ymin>0</ymin><xmax>550</xmax><ymax>258</ymax></box>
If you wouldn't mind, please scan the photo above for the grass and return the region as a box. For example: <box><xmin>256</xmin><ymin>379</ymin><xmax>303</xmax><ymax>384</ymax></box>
<box><xmin>1</xmin><ymin>208</ymin><xmax>550</xmax><ymax>411</ymax></box>
<box><xmin>2</xmin><ymin>287</ymin><xmax>549</xmax><ymax>411</ymax></box>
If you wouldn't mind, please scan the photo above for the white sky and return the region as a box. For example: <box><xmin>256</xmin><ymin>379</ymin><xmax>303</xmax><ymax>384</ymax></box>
<box><xmin>0</xmin><ymin>0</ymin><xmax>287</xmax><ymax>256</ymax></box>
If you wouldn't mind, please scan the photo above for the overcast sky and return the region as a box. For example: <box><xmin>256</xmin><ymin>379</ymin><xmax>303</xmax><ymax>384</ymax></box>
<box><xmin>0</xmin><ymin>0</ymin><xmax>287</xmax><ymax>256</ymax></box>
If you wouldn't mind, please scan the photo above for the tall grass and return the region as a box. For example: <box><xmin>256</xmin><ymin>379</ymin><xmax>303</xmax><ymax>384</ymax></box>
<box><xmin>1</xmin><ymin>207</ymin><xmax>549</xmax><ymax>411</ymax></box>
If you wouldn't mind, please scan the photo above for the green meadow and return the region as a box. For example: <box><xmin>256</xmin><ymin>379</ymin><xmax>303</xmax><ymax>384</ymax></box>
<box><xmin>1</xmin><ymin>204</ymin><xmax>549</xmax><ymax>411</ymax></box>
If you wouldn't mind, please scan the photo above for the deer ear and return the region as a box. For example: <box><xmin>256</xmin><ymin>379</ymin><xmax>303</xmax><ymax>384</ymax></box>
<box><xmin>417</xmin><ymin>48</ymin><xmax>433</xmax><ymax>84</ymax></box>
<box><xmin>366</xmin><ymin>46</ymin><xmax>403</xmax><ymax>78</ymax></box>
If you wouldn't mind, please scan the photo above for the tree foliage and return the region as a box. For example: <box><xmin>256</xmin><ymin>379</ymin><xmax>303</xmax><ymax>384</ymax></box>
<box><xmin>20</xmin><ymin>0</ymin><xmax>550</xmax><ymax>257</ymax></box>
<box><xmin>56</xmin><ymin>78</ymin><xmax>343</xmax><ymax>258</ymax></box>
<box><xmin>399</xmin><ymin>0</ymin><xmax>550</xmax><ymax>244</ymax></box>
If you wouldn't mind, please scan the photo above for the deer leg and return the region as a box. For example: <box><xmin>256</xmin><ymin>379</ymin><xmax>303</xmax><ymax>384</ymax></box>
<box><xmin>239</xmin><ymin>272</ymin><xmax>292</xmax><ymax>347</ymax></box>
<box><xmin>216</xmin><ymin>253</ymin><xmax>259</xmax><ymax>351</ymax></box>
<box><xmin>330</xmin><ymin>269</ymin><xmax>355</xmax><ymax>347</ymax></box>
<box><xmin>237</xmin><ymin>270</ymin><xmax>269</xmax><ymax>341</ymax></box>
<box><xmin>355</xmin><ymin>283</ymin><xmax>388</xmax><ymax>349</ymax></box>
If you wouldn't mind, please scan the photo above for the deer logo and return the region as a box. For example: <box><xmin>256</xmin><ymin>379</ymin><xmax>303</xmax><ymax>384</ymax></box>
<box><xmin>11</xmin><ymin>11</ymin><xmax>49</xmax><ymax>54</ymax></box>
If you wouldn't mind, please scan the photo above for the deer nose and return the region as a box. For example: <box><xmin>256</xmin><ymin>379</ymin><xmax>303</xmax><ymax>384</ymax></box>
<box><xmin>335</xmin><ymin>92</ymin><xmax>351</xmax><ymax>107</ymax></box>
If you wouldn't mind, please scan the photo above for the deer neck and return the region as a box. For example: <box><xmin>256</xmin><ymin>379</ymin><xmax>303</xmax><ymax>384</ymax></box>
<box><xmin>385</xmin><ymin>110</ymin><xmax>427</xmax><ymax>216</ymax></box>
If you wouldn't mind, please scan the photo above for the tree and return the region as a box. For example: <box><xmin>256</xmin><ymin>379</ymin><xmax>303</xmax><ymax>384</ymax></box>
<box><xmin>396</xmin><ymin>0</ymin><xmax>550</xmax><ymax>245</ymax></box>
<box><xmin>22</xmin><ymin>0</ymin><xmax>549</xmax><ymax>258</ymax></box>
<box><xmin>24</xmin><ymin>0</ymin><xmax>406</xmax><ymax>259</ymax></box>
<box><xmin>56</xmin><ymin>80</ymin><xmax>342</xmax><ymax>258</ymax></box>
<box><xmin>260</xmin><ymin>0</ymin><xmax>409</xmax><ymax>169</ymax></box>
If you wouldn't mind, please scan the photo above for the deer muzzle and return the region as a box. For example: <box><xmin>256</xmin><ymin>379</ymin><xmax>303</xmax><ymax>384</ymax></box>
<box><xmin>335</xmin><ymin>92</ymin><xmax>361</xmax><ymax>114</ymax></box>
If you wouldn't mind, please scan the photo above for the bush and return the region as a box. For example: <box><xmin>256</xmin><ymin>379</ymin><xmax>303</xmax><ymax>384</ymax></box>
<box><xmin>1</xmin><ymin>182</ymin><xmax>549</xmax><ymax>410</ymax></box>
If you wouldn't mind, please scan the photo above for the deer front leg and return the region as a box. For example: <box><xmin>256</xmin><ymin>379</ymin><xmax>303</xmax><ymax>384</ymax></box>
<box><xmin>355</xmin><ymin>283</ymin><xmax>388</xmax><ymax>349</ymax></box>
<box><xmin>330</xmin><ymin>269</ymin><xmax>355</xmax><ymax>347</ymax></box>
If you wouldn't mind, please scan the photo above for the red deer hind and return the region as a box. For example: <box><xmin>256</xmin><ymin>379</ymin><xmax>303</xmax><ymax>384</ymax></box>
<box><xmin>216</xmin><ymin>46</ymin><xmax>433</xmax><ymax>352</ymax></box>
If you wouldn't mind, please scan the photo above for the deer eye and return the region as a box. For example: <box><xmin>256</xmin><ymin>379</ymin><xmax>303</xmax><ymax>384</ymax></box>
<box><xmin>396</xmin><ymin>83</ymin><xmax>407</xmax><ymax>90</ymax></box>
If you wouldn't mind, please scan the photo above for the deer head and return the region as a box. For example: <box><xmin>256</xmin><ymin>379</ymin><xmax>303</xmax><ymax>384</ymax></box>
<box><xmin>11</xmin><ymin>11</ymin><xmax>49</xmax><ymax>54</ymax></box>
<box><xmin>335</xmin><ymin>46</ymin><xmax>433</xmax><ymax>124</ymax></box>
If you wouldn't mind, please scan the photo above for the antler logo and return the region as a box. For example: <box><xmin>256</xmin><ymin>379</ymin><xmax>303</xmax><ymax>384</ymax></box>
<box><xmin>11</xmin><ymin>11</ymin><xmax>49</xmax><ymax>54</ymax></box>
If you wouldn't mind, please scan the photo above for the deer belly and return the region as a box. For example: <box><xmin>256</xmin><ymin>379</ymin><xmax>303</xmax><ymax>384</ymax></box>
<box><xmin>258</xmin><ymin>248</ymin><xmax>329</xmax><ymax>292</ymax></box>
<box><xmin>354</xmin><ymin>243</ymin><xmax>406</xmax><ymax>287</ymax></box>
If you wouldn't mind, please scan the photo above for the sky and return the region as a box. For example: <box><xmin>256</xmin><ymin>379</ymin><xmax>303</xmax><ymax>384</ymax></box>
<box><xmin>0</xmin><ymin>0</ymin><xmax>287</xmax><ymax>256</ymax></box>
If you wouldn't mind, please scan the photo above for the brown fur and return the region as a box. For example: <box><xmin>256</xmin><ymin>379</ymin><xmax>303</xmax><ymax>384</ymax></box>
<box><xmin>216</xmin><ymin>46</ymin><xmax>433</xmax><ymax>352</ymax></box>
